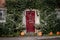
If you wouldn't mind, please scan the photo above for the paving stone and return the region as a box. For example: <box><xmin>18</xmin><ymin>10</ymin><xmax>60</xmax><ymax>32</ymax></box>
<box><xmin>0</xmin><ymin>36</ymin><xmax>60</xmax><ymax>40</ymax></box>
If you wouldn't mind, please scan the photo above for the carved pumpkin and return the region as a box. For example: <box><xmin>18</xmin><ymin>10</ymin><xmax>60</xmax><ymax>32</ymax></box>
<box><xmin>37</xmin><ymin>32</ymin><xmax>42</xmax><ymax>36</ymax></box>
<box><xmin>56</xmin><ymin>32</ymin><xmax>60</xmax><ymax>35</ymax></box>
<box><xmin>49</xmin><ymin>32</ymin><xmax>53</xmax><ymax>36</ymax></box>
<box><xmin>20</xmin><ymin>32</ymin><xmax>25</xmax><ymax>36</ymax></box>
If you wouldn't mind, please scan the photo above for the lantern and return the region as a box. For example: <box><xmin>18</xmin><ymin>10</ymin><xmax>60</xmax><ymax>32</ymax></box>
<box><xmin>56</xmin><ymin>32</ymin><xmax>60</xmax><ymax>35</ymax></box>
<box><xmin>37</xmin><ymin>32</ymin><xmax>42</xmax><ymax>36</ymax></box>
<box><xmin>20</xmin><ymin>32</ymin><xmax>25</xmax><ymax>36</ymax></box>
<box><xmin>49</xmin><ymin>32</ymin><xmax>53</xmax><ymax>36</ymax></box>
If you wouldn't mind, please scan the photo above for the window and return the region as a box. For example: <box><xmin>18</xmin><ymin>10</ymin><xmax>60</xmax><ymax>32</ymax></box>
<box><xmin>55</xmin><ymin>9</ymin><xmax>60</xmax><ymax>19</ymax></box>
<box><xmin>0</xmin><ymin>8</ymin><xmax>6</xmax><ymax>23</ymax></box>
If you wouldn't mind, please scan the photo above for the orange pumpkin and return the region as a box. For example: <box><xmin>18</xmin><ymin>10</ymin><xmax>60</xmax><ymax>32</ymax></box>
<box><xmin>56</xmin><ymin>32</ymin><xmax>60</xmax><ymax>35</ymax></box>
<box><xmin>49</xmin><ymin>32</ymin><xmax>53</xmax><ymax>36</ymax></box>
<box><xmin>59</xmin><ymin>32</ymin><xmax>60</xmax><ymax>34</ymax></box>
<box><xmin>20</xmin><ymin>32</ymin><xmax>25</xmax><ymax>36</ymax></box>
<box><xmin>37</xmin><ymin>32</ymin><xmax>42</xmax><ymax>36</ymax></box>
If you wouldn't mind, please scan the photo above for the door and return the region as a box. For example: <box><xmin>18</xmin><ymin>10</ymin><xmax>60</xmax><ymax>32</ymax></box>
<box><xmin>26</xmin><ymin>11</ymin><xmax>35</xmax><ymax>32</ymax></box>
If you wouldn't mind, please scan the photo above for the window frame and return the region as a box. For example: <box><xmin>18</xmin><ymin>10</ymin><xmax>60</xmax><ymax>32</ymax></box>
<box><xmin>0</xmin><ymin>8</ymin><xmax>7</xmax><ymax>23</ymax></box>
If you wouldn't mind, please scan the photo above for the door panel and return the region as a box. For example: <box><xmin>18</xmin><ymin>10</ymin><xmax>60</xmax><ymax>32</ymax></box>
<box><xmin>26</xmin><ymin>11</ymin><xmax>35</xmax><ymax>32</ymax></box>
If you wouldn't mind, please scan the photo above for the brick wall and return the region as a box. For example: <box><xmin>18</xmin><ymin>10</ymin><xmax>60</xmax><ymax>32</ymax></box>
<box><xmin>0</xmin><ymin>0</ymin><xmax>5</xmax><ymax>7</ymax></box>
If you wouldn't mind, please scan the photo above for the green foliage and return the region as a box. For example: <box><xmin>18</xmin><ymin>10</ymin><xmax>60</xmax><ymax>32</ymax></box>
<box><xmin>54</xmin><ymin>19</ymin><xmax>60</xmax><ymax>32</ymax></box>
<box><xmin>0</xmin><ymin>0</ymin><xmax>57</xmax><ymax>36</ymax></box>
<box><xmin>40</xmin><ymin>0</ymin><xmax>57</xmax><ymax>34</ymax></box>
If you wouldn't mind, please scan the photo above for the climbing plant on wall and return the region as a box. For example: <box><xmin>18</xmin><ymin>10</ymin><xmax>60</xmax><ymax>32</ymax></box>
<box><xmin>39</xmin><ymin>0</ymin><xmax>57</xmax><ymax>34</ymax></box>
<box><xmin>0</xmin><ymin>0</ymin><xmax>57</xmax><ymax>36</ymax></box>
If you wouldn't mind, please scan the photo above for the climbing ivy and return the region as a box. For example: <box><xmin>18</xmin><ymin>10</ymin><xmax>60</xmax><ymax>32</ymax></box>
<box><xmin>0</xmin><ymin>0</ymin><xmax>57</xmax><ymax>36</ymax></box>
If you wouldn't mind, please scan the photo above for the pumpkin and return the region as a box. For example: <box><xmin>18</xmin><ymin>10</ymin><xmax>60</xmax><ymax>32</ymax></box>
<box><xmin>20</xmin><ymin>32</ymin><xmax>25</xmax><ymax>36</ymax></box>
<box><xmin>59</xmin><ymin>32</ymin><xmax>60</xmax><ymax>34</ymax></box>
<box><xmin>49</xmin><ymin>32</ymin><xmax>53</xmax><ymax>36</ymax></box>
<box><xmin>37</xmin><ymin>32</ymin><xmax>42</xmax><ymax>36</ymax></box>
<box><xmin>56</xmin><ymin>32</ymin><xmax>60</xmax><ymax>35</ymax></box>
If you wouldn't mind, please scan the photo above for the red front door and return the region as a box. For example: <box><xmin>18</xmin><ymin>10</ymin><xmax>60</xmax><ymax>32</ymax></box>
<box><xmin>26</xmin><ymin>11</ymin><xmax>35</xmax><ymax>32</ymax></box>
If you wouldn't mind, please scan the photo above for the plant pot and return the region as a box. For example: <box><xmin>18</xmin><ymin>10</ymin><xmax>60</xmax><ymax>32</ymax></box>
<box><xmin>37</xmin><ymin>32</ymin><xmax>42</xmax><ymax>36</ymax></box>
